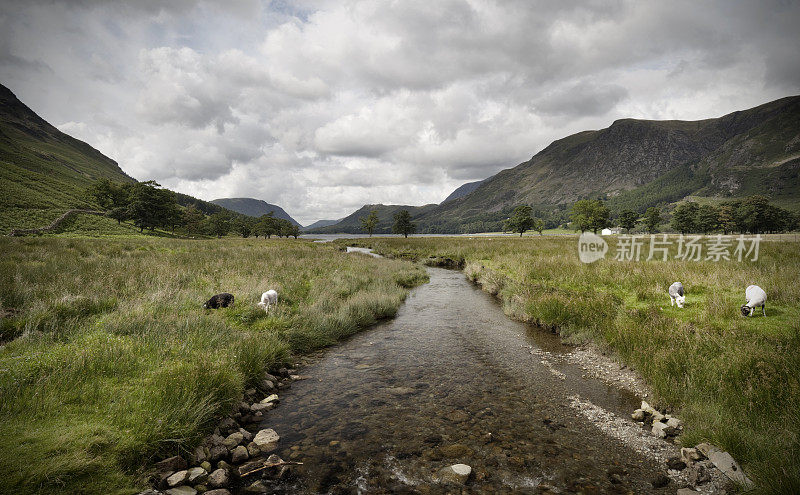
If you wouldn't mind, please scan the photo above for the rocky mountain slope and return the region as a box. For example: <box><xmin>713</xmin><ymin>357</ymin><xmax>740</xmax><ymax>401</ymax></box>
<box><xmin>415</xmin><ymin>95</ymin><xmax>800</xmax><ymax>232</ymax></box>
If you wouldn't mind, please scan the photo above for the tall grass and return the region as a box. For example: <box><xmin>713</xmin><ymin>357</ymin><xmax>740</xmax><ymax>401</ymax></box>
<box><xmin>0</xmin><ymin>237</ymin><xmax>427</xmax><ymax>494</ymax></box>
<box><xmin>347</xmin><ymin>236</ymin><xmax>800</xmax><ymax>494</ymax></box>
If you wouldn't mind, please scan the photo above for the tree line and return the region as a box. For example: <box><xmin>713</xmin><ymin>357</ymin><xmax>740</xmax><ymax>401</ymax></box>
<box><xmin>502</xmin><ymin>195</ymin><xmax>798</xmax><ymax>235</ymax></box>
<box><xmin>85</xmin><ymin>179</ymin><xmax>300</xmax><ymax>238</ymax></box>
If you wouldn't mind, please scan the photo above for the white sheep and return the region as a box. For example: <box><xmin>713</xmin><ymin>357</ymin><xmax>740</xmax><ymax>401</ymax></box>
<box><xmin>741</xmin><ymin>285</ymin><xmax>767</xmax><ymax>317</ymax></box>
<box><xmin>668</xmin><ymin>282</ymin><xmax>685</xmax><ymax>308</ymax></box>
<box><xmin>257</xmin><ymin>290</ymin><xmax>278</xmax><ymax>312</ymax></box>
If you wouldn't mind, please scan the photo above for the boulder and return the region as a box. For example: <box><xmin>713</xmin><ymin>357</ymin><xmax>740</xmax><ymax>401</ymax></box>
<box><xmin>166</xmin><ymin>470</ymin><xmax>189</xmax><ymax>487</ymax></box>
<box><xmin>708</xmin><ymin>450</ymin><xmax>753</xmax><ymax>486</ymax></box>
<box><xmin>218</xmin><ymin>418</ymin><xmax>240</xmax><ymax>435</ymax></box>
<box><xmin>191</xmin><ymin>446</ymin><xmax>208</xmax><ymax>464</ymax></box>
<box><xmin>156</xmin><ymin>456</ymin><xmax>187</xmax><ymax>474</ymax></box>
<box><xmin>203</xmin><ymin>490</ymin><xmax>232</xmax><ymax>495</ymax></box>
<box><xmin>246</xmin><ymin>441</ymin><xmax>261</xmax><ymax>457</ymax></box>
<box><xmin>208</xmin><ymin>468</ymin><xmax>230</xmax><ymax>488</ymax></box>
<box><xmin>666</xmin><ymin>417</ymin><xmax>682</xmax><ymax>430</ymax></box>
<box><xmin>223</xmin><ymin>432</ymin><xmax>244</xmax><ymax>450</ymax></box>
<box><xmin>437</xmin><ymin>464</ymin><xmax>472</xmax><ymax>484</ymax></box>
<box><xmin>165</xmin><ymin>487</ymin><xmax>196</xmax><ymax>495</ymax></box>
<box><xmin>253</xmin><ymin>428</ymin><xmax>280</xmax><ymax>452</ymax></box>
<box><xmin>239</xmin><ymin>428</ymin><xmax>253</xmax><ymax>442</ymax></box>
<box><xmin>232</xmin><ymin>445</ymin><xmax>249</xmax><ymax>464</ymax></box>
<box><xmin>681</xmin><ymin>447</ymin><xmax>702</xmax><ymax>465</ymax></box>
<box><xmin>200</xmin><ymin>461</ymin><xmax>212</xmax><ymax>472</ymax></box>
<box><xmin>261</xmin><ymin>394</ymin><xmax>279</xmax><ymax>404</ymax></box>
<box><xmin>652</xmin><ymin>422</ymin><xmax>669</xmax><ymax>438</ymax></box>
<box><xmin>631</xmin><ymin>409</ymin><xmax>645</xmax><ymax>421</ymax></box>
<box><xmin>250</xmin><ymin>401</ymin><xmax>276</xmax><ymax>413</ymax></box>
<box><xmin>695</xmin><ymin>443</ymin><xmax>714</xmax><ymax>457</ymax></box>
<box><xmin>209</xmin><ymin>445</ymin><xmax>228</xmax><ymax>462</ymax></box>
<box><xmin>186</xmin><ymin>467</ymin><xmax>208</xmax><ymax>484</ymax></box>
<box><xmin>688</xmin><ymin>461</ymin><xmax>711</xmax><ymax>486</ymax></box>
<box><xmin>677</xmin><ymin>489</ymin><xmax>699</xmax><ymax>495</ymax></box>
<box><xmin>244</xmin><ymin>480</ymin><xmax>270</xmax><ymax>493</ymax></box>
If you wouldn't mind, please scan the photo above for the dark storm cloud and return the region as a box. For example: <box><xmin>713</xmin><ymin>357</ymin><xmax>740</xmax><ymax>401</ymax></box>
<box><xmin>1</xmin><ymin>0</ymin><xmax>798</xmax><ymax>224</ymax></box>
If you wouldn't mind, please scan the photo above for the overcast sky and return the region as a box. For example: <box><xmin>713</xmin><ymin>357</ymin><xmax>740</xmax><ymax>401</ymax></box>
<box><xmin>2</xmin><ymin>0</ymin><xmax>799</xmax><ymax>224</ymax></box>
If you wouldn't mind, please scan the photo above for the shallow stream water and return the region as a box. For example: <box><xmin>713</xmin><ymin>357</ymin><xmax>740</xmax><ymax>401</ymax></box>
<box><xmin>255</xmin><ymin>257</ymin><xmax>671</xmax><ymax>494</ymax></box>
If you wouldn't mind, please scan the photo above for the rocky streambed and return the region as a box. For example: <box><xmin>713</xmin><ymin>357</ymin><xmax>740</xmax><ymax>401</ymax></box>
<box><xmin>143</xmin><ymin>263</ymin><xmax>742</xmax><ymax>494</ymax></box>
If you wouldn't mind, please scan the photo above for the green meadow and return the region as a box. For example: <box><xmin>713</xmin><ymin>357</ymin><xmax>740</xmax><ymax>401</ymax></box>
<box><xmin>345</xmin><ymin>235</ymin><xmax>800</xmax><ymax>494</ymax></box>
<box><xmin>0</xmin><ymin>237</ymin><xmax>427</xmax><ymax>494</ymax></box>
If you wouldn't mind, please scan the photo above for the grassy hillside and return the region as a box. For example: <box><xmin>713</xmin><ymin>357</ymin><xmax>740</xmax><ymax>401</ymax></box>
<box><xmin>347</xmin><ymin>236</ymin><xmax>800</xmax><ymax>494</ymax></box>
<box><xmin>210</xmin><ymin>198</ymin><xmax>300</xmax><ymax>226</ymax></box>
<box><xmin>0</xmin><ymin>237</ymin><xmax>427</xmax><ymax>494</ymax></box>
<box><xmin>0</xmin><ymin>84</ymin><xmax>135</xmax><ymax>234</ymax></box>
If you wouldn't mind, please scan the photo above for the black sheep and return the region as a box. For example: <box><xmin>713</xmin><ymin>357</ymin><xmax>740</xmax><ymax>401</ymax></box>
<box><xmin>203</xmin><ymin>292</ymin><xmax>234</xmax><ymax>309</ymax></box>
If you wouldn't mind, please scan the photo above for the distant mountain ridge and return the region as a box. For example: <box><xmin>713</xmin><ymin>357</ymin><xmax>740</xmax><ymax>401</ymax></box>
<box><xmin>211</xmin><ymin>197</ymin><xmax>300</xmax><ymax>226</ymax></box>
<box><xmin>442</xmin><ymin>179</ymin><xmax>485</xmax><ymax>203</ymax></box>
<box><xmin>414</xmin><ymin>95</ymin><xmax>800</xmax><ymax>232</ymax></box>
<box><xmin>302</xmin><ymin>219</ymin><xmax>340</xmax><ymax>230</ymax></box>
<box><xmin>307</xmin><ymin>204</ymin><xmax>436</xmax><ymax>234</ymax></box>
<box><xmin>314</xmin><ymin>95</ymin><xmax>799</xmax><ymax>234</ymax></box>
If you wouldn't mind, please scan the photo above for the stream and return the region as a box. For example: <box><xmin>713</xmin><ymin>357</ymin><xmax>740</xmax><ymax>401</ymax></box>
<box><xmin>256</xmin><ymin>253</ymin><xmax>673</xmax><ymax>494</ymax></box>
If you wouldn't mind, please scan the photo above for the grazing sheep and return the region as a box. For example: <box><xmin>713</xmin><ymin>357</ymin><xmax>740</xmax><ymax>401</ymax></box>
<box><xmin>668</xmin><ymin>282</ymin><xmax>685</xmax><ymax>308</ymax></box>
<box><xmin>741</xmin><ymin>285</ymin><xmax>767</xmax><ymax>317</ymax></box>
<box><xmin>257</xmin><ymin>290</ymin><xmax>278</xmax><ymax>312</ymax></box>
<box><xmin>203</xmin><ymin>292</ymin><xmax>234</xmax><ymax>309</ymax></box>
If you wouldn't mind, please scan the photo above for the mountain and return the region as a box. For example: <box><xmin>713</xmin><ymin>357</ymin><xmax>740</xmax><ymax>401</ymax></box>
<box><xmin>302</xmin><ymin>219</ymin><xmax>340</xmax><ymax>230</ymax></box>
<box><xmin>441</xmin><ymin>179</ymin><xmax>485</xmax><ymax>203</ymax></box>
<box><xmin>0</xmin><ymin>83</ymin><xmax>138</xmax><ymax>233</ymax></box>
<box><xmin>307</xmin><ymin>204</ymin><xmax>437</xmax><ymax>234</ymax></box>
<box><xmin>210</xmin><ymin>197</ymin><xmax>300</xmax><ymax>226</ymax></box>
<box><xmin>413</xmin><ymin>95</ymin><xmax>800</xmax><ymax>233</ymax></box>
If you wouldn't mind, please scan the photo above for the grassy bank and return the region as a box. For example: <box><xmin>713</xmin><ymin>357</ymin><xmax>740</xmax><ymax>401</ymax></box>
<box><xmin>0</xmin><ymin>237</ymin><xmax>427</xmax><ymax>494</ymax></box>
<box><xmin>344</xmin><ymin>236</ymin><xmax>800</xmax><ymax>494</ymax></box>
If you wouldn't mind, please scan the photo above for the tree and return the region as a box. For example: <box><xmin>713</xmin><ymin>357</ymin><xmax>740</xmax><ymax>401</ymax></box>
<box><xmin>532</xmin><ymin>218</ymin><xmax>545</xmax><ymax>235</ymax></box>
<box><xmin>85</xmin><ymin>178</ymin><xmax>129</xmax><ymax>210</ymax></box>
<box><xmin>126</xmin><ymin>181</ymin><xmax>176</xmax><ymax>233</ymax></box>
<box><xmin>504</xmin><ymin>205</ymin><xmax>535</xmax><ymax>236</ymax></box>
<box><xmin>738</xmin><ymin>195</ymin><xmax>771</xmax><ymax>233</ymax></box>
<box><xmin>233</xmin><ymin>217</ymin><xmax>253</xmax><ymax>238</ymax></box>
<box><xmin>570</xmin><ymin>199</ymin><xmax>610</xmax><ymax>233</ymax></box>
<box><xmin>360</xmin><ymin>210</ymin><xmax>379</xmax><ymax>237</ymax></box>
<box><xmin>392</xmin><ymin>209</ymin><xmax>416</xmax><ymax>238</ymax></box>
<box><xmin>618</xmin><ymin>209</ymin><xmax>638</xmax><ymax>233</ymax></box>
<box><xmin>644</xmin><ymin>207</ymin><xmax>662</xmax><ymax>233</ymax></box>
<box><xmin>206</xmin><ymin>212</ymin><xmax>231</xmax><ymax>238</ymax></box>
<box><xmin>670</xmin><ymin>202</ymin><xmax>699</xmax><ymax>234</ymax></box>
<box><xmin>107</xmin><ymin>206</ymin><xmax>129</xmax><ymax>225</ymax></box>
<box><xmin>695</xmin><ymin>204</ymin><xmax>719</xmax><ymax>234</ymax></box>
<box><xmin>182</xmin><ymin>206</ymin><xmax>205</xmax><ymax>235</ymax></box>
<box><xmin>717</xmin><ymin>204</ymin><xmax>737</xmax><ymax>234</ymax></box>
<box><xmin>255</xmin><ymin>214</ymin><xmax>278</xmax><ymax>238</ymax></box>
